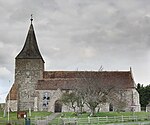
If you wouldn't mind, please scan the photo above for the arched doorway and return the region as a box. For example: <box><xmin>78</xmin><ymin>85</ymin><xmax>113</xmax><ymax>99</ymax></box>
<box><xmin>109</xmin><ymin>103</ymin><xmax>113</xmax><ymax>111</ymax></box>
<box><xmin>54</xmin><ymin>100</ymin><xmax>62</xmax><ymax>112</ymax></box>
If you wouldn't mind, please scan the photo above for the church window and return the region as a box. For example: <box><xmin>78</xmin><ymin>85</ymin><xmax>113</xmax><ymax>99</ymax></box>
<box><xmin>42</xmin><ymin>92</ymin><xmax>50</xmax><ymax>107</ymax></box>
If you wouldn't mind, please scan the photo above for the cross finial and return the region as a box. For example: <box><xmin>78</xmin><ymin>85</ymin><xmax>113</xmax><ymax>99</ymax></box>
<box><xmin>30</xmin><ymin>14</ymin><xmax>33</xmax><ymax>23</ymax></box>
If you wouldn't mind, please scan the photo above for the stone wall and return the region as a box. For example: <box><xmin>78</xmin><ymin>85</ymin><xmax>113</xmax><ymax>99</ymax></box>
<box><xmin>36</xmin><ymin>89</ymin><xmax>110</xmax><ymax>112</ymax></box>
<box><xmin>36</xmin><ymin>88</ymin><xmax>141</xmax><ymax>112</ymax></box>
<box><xmin>36</xmin><ymin>89</ymin><xmax>62</xmax><ymax>112</ymax></box>
<box><xmin>62</xmin><ymin>103</ymin><xmax>110</xmax><ymax>112</ymax></box>
<box><xmin>124</xmin><ymin>89</ymin><xmax>141</xmax><ymax>112</ymax></box>
<box><xmin>15</xmin><ymin>59</ymin><xmax>44</xmax><ymax>111</ymax></box>
<box><xmin>6</xmin><ymin>100</ymin><xmax>17</xmax><ymax>111</ymax></box>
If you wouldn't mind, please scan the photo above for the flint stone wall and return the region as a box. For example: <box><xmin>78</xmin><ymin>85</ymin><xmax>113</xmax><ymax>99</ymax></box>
<box><xmin>15</xmin><ymin>59</ymin><xmax>44</xmax><ymax>111</ymax></box>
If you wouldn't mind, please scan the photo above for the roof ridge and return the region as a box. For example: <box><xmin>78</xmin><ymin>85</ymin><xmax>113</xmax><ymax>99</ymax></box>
<box><xmin>44</xmin><ymin>71</ymin><xmax>131</xmax><ymax>73</ymax></box>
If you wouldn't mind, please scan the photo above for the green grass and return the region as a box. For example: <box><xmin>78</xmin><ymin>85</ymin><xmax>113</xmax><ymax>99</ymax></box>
<box><xmin>95</xmin><ymin>112</ymin><xmax>150</xmax><ymax>117</ymax></box>
<box><xmin>60</xmin><ymin>111</ymin><xmax>150</xmax><ymax>118</ymax></box>
<box><xmin>0</xmin><ymin>111</ymin><xmax>52</xmax><ymax>120</ymax></box>
<box><xmin>28</xmin><ymin>111</ymin><xmax>52</xmax><ymax>118</ymax></box>
<box><xmin>49</xmin><ymin>112</ymin><xmax>150</xmax><ymax>125</ymax></box>
<box><xmin>0</xmin><ymin>111</ymin><xmax>150</xmax><ymax>125</ymax></box>
<box><xmin>0</xmin><ymin>111</ymin><xmax>52</xmax><ymax>125</ymax></box>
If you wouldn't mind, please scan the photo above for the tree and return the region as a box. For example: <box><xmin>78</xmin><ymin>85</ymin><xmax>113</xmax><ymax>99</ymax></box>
<box><xmin>108</xmin><ymin>89</ymin><xmax>127</xmax><ymax>112</ymax></box>
<box><xmin>74</xmin><ymin>86</ymin><xmax>86</xmax><ymax>113</ymax></box>
<box><xmin>61</xmin><ymin>92</ymin><xmax>78</xmax><ymax>112</ymax></box>
<box><xmin>137</xmin><ymin>83</ymin><xmax>150</xmax><ymax>109</ymax></box>
<box><xmin>76</xmin><ymin>81</ymin><xmax>106</xmax><ymax>116</ymax></box>
<box><xmin>61</xmin><ymin>71</ymin><xmax>128</xmax><ymax>115</ymax></box>
<box><xmin>74</xmin><ymin>72</ymin><xmax>125</xmax><ymax>116</ymax></box>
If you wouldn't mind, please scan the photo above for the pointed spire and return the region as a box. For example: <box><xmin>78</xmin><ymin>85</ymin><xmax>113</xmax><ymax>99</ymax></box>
<box><xmin>30</xmin><ymin>14</ymin><xmax>33</xmax><ymax>24</ymax></box>
<box><xmin>16</xmin><ymin>17</ymin><xmax>44</xmax><ymax>62</ymax></box>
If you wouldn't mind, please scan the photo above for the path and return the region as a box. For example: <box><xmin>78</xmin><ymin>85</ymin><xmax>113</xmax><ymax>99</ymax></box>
<box><xmin>36</xmin><ymin>113</ymin><xmax>60</xmax><ymax>125</ymax></box>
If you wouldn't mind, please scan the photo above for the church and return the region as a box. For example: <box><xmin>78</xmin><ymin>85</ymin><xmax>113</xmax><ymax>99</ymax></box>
<box><xmin>6</xmin><ymin>18</ymin><xmax>141</xmax><ymax>112</ymax></box>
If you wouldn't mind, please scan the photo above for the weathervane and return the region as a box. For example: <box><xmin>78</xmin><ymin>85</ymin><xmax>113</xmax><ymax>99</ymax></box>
<box><xmin>30</xmin><ymin>14</ymin><xmax>33</xmax><ymax>23</ymax></box>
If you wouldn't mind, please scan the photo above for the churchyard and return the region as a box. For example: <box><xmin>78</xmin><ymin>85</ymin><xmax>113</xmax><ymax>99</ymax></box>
<box><xmin>0</xmin><ymin>111</ymin><xmax>150</xmax><ymax>125</ymax></box>
<box><xmin>0</xmin><ymin>111</ymin><xmax>51</xmax><ymax>125</ymax></box>
<box><xmin>50</xmin><ymin>112</ymin><xmax>150</xmax><ymax>125</ymax></box>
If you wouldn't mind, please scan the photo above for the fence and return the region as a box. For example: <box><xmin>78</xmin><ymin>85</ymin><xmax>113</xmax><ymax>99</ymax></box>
<box><xmin>0</xmin><ymin>116</ymin><xmax>48</xmax><ymax>125</ymax></box>
<box><xmin>51</xmin><ymin>115</ymin><xmax>150</xmax><ymax>125</ymax></box>
<box><xmin>0</xmin><ymin>115</ymin><xmax>150</xmax><ymax>125</ymax></box>
<box><xmin>0</xmin><ymin>115</ymin><xmax>56</xmax><ymax>125</ymax></box>
<box><xmin>0</xmin><ymin>119</ymin><xmax>25</xmax><ymax>125</ymax></box>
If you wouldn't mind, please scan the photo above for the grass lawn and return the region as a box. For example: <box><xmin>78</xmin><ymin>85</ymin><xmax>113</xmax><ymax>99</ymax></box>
<box><xmin>0</xmin><ymin>111</ymin><xmax>52</xmax><ymax>125</ymax></box>
<box><xmin>94</xmin><ymin>111</ymin><xmax>150</xmax><ymax>117</ymax></box>
<box><xmin>0</xmin><ymin>111</ymin><xmax>149</xmax><ymax>125</ymax></box>
<box><xmin>60</xmin><ymin>111</ymin><xmax>150</xmax><ymax>118</ymax></box>
<box><xmin>0</xmin><ymin>111</ymin><xmax>52</xmax><ymax>121</ymax></box>
<box><xmin>50</xmin><ymin>112</ymin><xmax>150</xmax><ymax>125</ymax></box>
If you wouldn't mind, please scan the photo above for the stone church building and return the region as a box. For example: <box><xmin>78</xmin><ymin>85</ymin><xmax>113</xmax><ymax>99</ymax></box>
<box><xmin>6</xmin><ymin>19</ymin><xmax>141</xmax><ymax>112</ymax></box>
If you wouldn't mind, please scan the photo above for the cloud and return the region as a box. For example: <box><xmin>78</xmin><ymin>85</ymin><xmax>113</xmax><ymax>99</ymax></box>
<box><xmin>0</xmin><ymin>67</ymin><xmax>10</xmax><ymax>78</ymax></box>
<box><xmin>0</xmin><ymin>0</ymin><xmax>150</xmax><ymax>102</ymax></box>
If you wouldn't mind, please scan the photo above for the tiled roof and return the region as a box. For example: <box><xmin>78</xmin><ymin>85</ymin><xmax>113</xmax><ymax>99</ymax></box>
<box><xmin>6</xmin><ymin>83</ymin><xmax>17</xmax><ymax>100</ymax></box>
<box><xmin>37</xmin><ymin>79</ymin><xmax>76</xmax><ymax>90</ymax></box>
<box><xmin>37</xmin><ymin>71</ymin><xmax>135</xmax><ymax>90</ymax></box>
<box><xmin>7</xmin><ymin>71</ymin><xmax>135</xmax><ymax>100</ymax></box>
<box><xmin>43</xmin><ymin>71</ymin><xmax>133</xmax><ymax>79</ymax></box>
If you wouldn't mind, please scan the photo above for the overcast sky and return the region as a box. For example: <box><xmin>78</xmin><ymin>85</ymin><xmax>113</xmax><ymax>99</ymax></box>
<box><xmin>0</xmin><ymin>0</ymin><xmax>150</xmax><ymax>102</ymax></box>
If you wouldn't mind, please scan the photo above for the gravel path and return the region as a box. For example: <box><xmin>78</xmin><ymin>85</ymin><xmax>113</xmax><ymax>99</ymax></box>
<box><xmin>36</xmin><ymin>113</ymin><xmax>60</xmax><ymax>125</ymax></box>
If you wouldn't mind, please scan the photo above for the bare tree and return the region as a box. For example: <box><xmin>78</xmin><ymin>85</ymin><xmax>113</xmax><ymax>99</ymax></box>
<box><xmin>75</xmin><ymin>71</ymin><xmax>127</xmax><ymax>115</ymax></box>
<box><xmin>74</xmin><ymin>72</ymin><xmax>111</xmax><ymax>116</ymax></box>
<box><xmin>61</xmin><ymin>71</ymin><xmax>127</xmax><ymax>115</ymax></box>
<box><xmin>108</xmin><ymin>89</ymin><xmax>127</xmax><ymax>112</ymax></box>
<box><xmin>74</xmin><ymin>86</ymin><xmax>86</xmax><ymax>113</ymax></box>
<box><xmin>61</xmin><ymin>92</ymin><xmax>78</xmax><ymax>112</ymax></box>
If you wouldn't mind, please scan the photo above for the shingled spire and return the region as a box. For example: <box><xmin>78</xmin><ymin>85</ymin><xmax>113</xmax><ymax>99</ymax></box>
<box><xmin>16</xmin><ymin>17</ymin><xmax>44</xmax><ymax>62</ymax></box>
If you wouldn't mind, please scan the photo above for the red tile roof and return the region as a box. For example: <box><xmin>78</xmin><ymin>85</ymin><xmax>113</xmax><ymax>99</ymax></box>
<box><xmin>8</xmin><ymin>71</ymin><xmax>136</xmax><ymax>100</ymax></box>
<box><xmin>36</xmin><ymin>71</ymin><xmax>135</xmax><ymax>90</ymax></box>
<box><xmin>6</xmin><ymin>83</ymin><xmax>17</xmax><ymax>100</ymax></box>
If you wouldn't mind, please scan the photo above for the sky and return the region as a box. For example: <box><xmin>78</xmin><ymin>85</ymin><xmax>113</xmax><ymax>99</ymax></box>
<box><xmin>0</xmin><ymin>0</ymin><xmax>150</xmax><ymax>103</ymax></box>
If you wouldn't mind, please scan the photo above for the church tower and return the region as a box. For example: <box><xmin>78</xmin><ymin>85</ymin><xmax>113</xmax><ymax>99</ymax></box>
<box><xmin>15</xmin><ymin>17</ymin><xmax>44</xmax><ymax>111</ymax></box>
